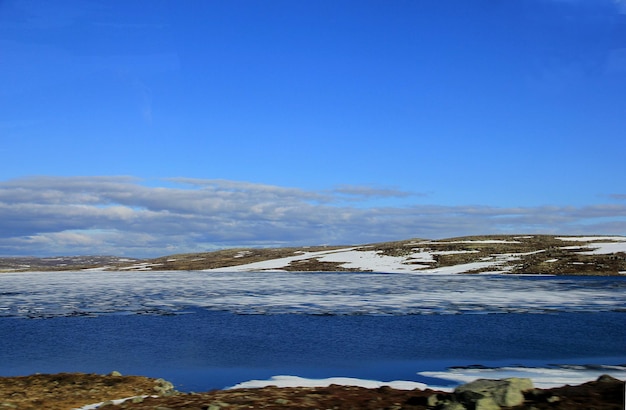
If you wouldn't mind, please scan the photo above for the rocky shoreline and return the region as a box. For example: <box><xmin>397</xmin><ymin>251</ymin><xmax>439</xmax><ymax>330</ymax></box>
<box><xmin>0</xmin><ymin>372</ymin><xmax>623</xmax><ymax>410</ymax></box>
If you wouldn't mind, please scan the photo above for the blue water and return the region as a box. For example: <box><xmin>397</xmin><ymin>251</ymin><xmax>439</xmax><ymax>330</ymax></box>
<box><xmin>1</xmin><ymin>272</ymin><xmax>625</xmax><ymax>391</ymax></box>
<box><xmin>1</xmin><ymin>309</ymin><xmax>624</xmax><ymax>391</ymax></box>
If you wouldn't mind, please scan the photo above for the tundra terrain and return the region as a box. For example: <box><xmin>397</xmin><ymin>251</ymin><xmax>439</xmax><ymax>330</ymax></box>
<box><xmin>1</xmin><ymin>235</ymin><xmax>625</xmax><ymax>275</ymax></box>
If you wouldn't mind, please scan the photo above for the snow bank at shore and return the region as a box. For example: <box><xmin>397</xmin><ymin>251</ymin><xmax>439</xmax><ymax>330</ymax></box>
<box><xmin>229</xmin><ymin>375</ymin><xmax>429</xmax><ymax>391</ymax></box>
<box><xmin>228</xmin><ymin>364</ymin><xmax>626</xmax><ymax>392</ymax></box>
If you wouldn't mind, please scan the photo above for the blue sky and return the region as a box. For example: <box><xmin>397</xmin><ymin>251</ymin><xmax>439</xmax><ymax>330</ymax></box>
<box><xmin>1</xmin><ymin>0</ymin><xmax>625</xmax><ymax>257</ymax></box>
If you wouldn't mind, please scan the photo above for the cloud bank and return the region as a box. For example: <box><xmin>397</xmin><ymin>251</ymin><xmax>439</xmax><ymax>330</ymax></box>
<box><xmin>1</xmin><ymin>176</ymin><xmax>625</xmax><ymax>257</ymax></box>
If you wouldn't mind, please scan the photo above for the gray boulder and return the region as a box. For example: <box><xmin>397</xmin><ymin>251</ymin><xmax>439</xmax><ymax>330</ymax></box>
<box><xmin>474</xmin><ymin>396</ymin><xmax>501</xmax><ymax>410</ymax></box>
<box><xmin>153</xmin><ymin>378</ymin><xmax>177</xmax><ymax>396</ymax></box>
<box><xmin>440</xmin><ymin>402</ymin><xmax>467</xmax><ymax>410</ymax></box>
<box><xmin>454</xmin><ymin>377</ymin><xmax>533</xmax><ymax>408</ymax></box>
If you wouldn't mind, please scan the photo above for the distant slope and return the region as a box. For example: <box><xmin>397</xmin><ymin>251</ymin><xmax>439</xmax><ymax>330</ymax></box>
<box><xmin>0</xmin><ymin>256</ymin><xmax>141</xmax><ymax>273</ymax></box>
<box><xmin>2</xmin><ymin>235</ymin><xmax>625</xmax><ymax>275</ymax></box>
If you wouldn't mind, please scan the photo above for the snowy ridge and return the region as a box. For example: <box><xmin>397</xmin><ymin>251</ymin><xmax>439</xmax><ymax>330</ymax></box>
<box><xmin>3</xmin><ymin>235</ymin><xmax>625</xmax><ymax>275</ymax></box>
<box><xmin>199</xmin><ymin>235</ymin><xmax>626</xmax><ymax>275</ymax></box>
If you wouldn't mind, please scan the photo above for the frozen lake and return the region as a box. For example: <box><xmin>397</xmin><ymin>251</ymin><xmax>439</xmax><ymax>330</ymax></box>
<box><xmin>0</xmin><ymin>271</ymin><xmax>625</xmax><ymax>391</ymax></box>
<box><xmin>1</xmin><ymin>270</ymin><xmax>625</xmax><ymax>317</ymax></box>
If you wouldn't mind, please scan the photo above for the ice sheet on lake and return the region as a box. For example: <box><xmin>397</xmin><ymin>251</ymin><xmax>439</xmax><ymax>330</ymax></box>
<box><xmin>0</xmin><ymin>271</ymin><xmax>624</xmax><ymax>318</ymax></box>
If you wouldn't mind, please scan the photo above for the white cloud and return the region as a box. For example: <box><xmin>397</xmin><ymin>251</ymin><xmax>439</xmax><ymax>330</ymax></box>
<box><xmin>0</xmin><ymin>176</ymin><xmax>625</xmax><ymax>257</ymax></box>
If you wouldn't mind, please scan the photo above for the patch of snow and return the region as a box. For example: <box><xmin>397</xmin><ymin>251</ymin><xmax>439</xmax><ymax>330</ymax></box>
<box><xmin>577</xmin><ymin>242</ymin><xmax>626</xmax><ymax>255</ymax></box>
<box><xmin>204</xmin><ymin>246</ymin><xmax>555</xmax><ymax>274</ymax></box>
<box><xmin>437</xmin><ymin>240</ymin><xmax>522</xmax><ymax>244</ymax></box>
<box><xmin>228</xmin><ymin>375</ymin><xmax>428</xmax><ymax>391</ymax></box>
<box><xmin>119</xmin><ymin>263</ymin><xmax>164</xmax><ymax>271</ymax></box>
<box><xmin>419</xmin><ymin>364</ymin><xmax>626</xmax><ymax>390</ymax></box>
<box><xmin>206</xmin><ymin>248</ymin><xmax>437</xmax><ymax>273</ymax></box>
<box><xmin>318</xmin><ymin>250</ymin><xmax>432</xmax><ymax>272</ymax></box>
<box><xmin>545</xmin><ymin>259</ymin><xmax>558</xmax><ymax>263</ymax></box>
<box><xmin>234</xmin><ymin>251</ymin><xmax>252</xmax><ymax>258</ymax></box>
<box><xmin>404</xmin><ymin>241</ymin><xmax>424</xmax><ymax>246</ymax></box>
<box><xmin>560</xmin><ymin>245</ymin><xmax>584</xmax><ymax>250</ymax></box>
<box><xmin>413</xmin><ymin>261</ymin><xmax>506</xmax><ymax>275</ymax></box>
<box><xmin>204</xmin><ymin>248</ymin><xmax>358</xmax><ymax>272</ymax></box>
<box><xmin>518</xmin><ymin>250</ymin><xmax>545</xmax><ymax>255</ymax></box>
<box><xmin>561</xmin><ymin>242</ymin><xmax>626</xmax><ymax>255</ymax></box>
<box><xmin>74</xmin><ymin>396</ymin><xmax>152</xmax><ymax>410</ymax></box>
<box><xmin>413</xmin><ymin>252</ymin><xmax>522</xmax><ymax>274</ymax></box>
<box><xmin>557</xmin><ymin>235</ymin><xmax>626</xmax><ymax>255</ymax></box>
<box><xmin>556</xmin><ymin>236</ymin><xmax>626</xmax><ymax>242</ymax></box>
<box><xmin>206</xmin><ymin>247</ymin><xmax>528</xmax><ymax>274</ymax></box>
<box><xmin>430</xmin><ymin>250</ymin><xmax>480</xmax><ymax>256</ymax></box>
<box><xmin>81</xmin><ymin>266</ymin><xmax>111</xmax><ymax>272</ymax></box>
<box><xmin>228</xmin><ymin>364</ymin><xmax>626</xmax><ymax>393</ymax></box>
<box><xmin>477</xmin><ymin>270</ymin><xmax>515</xmax><ymax>275</ymax></box>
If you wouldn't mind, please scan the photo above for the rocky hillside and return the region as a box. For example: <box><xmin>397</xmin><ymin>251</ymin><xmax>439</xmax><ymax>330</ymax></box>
<box><xmin>1</xmin><ymin>235</ymin><xmax>625</xmax><ymax>275</ymax></box>
<box><xmin>0</xmin><ymin>255</ymin><xmax>141</xmax><ymax>272</ymax></box>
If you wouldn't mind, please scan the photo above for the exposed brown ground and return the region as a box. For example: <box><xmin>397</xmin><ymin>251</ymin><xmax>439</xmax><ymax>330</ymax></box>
<box><xmin>0</xmin><ymin>373</ymin><xmax>623</xmax><ymax>410</ymax></box>
<box><xmin>1</xmin><ymin>235</ymin><xmax>625</xmax><ymax>275</ymax></box>
<box><xmin>0</xmin><ymin>373</ymin><xmax>172</xmax><ymax>410</ymax></box>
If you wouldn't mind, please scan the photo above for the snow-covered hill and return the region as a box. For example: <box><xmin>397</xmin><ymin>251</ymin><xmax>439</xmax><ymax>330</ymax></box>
<box><xmin>4</xmin><ymin>235</ymin><xmax>624</xmax><ymax>275</ymax></box>
<box><xmin>195</xmin><ymin>235</ymin><xmax>626</xmax><ymax>275</ymax></box>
